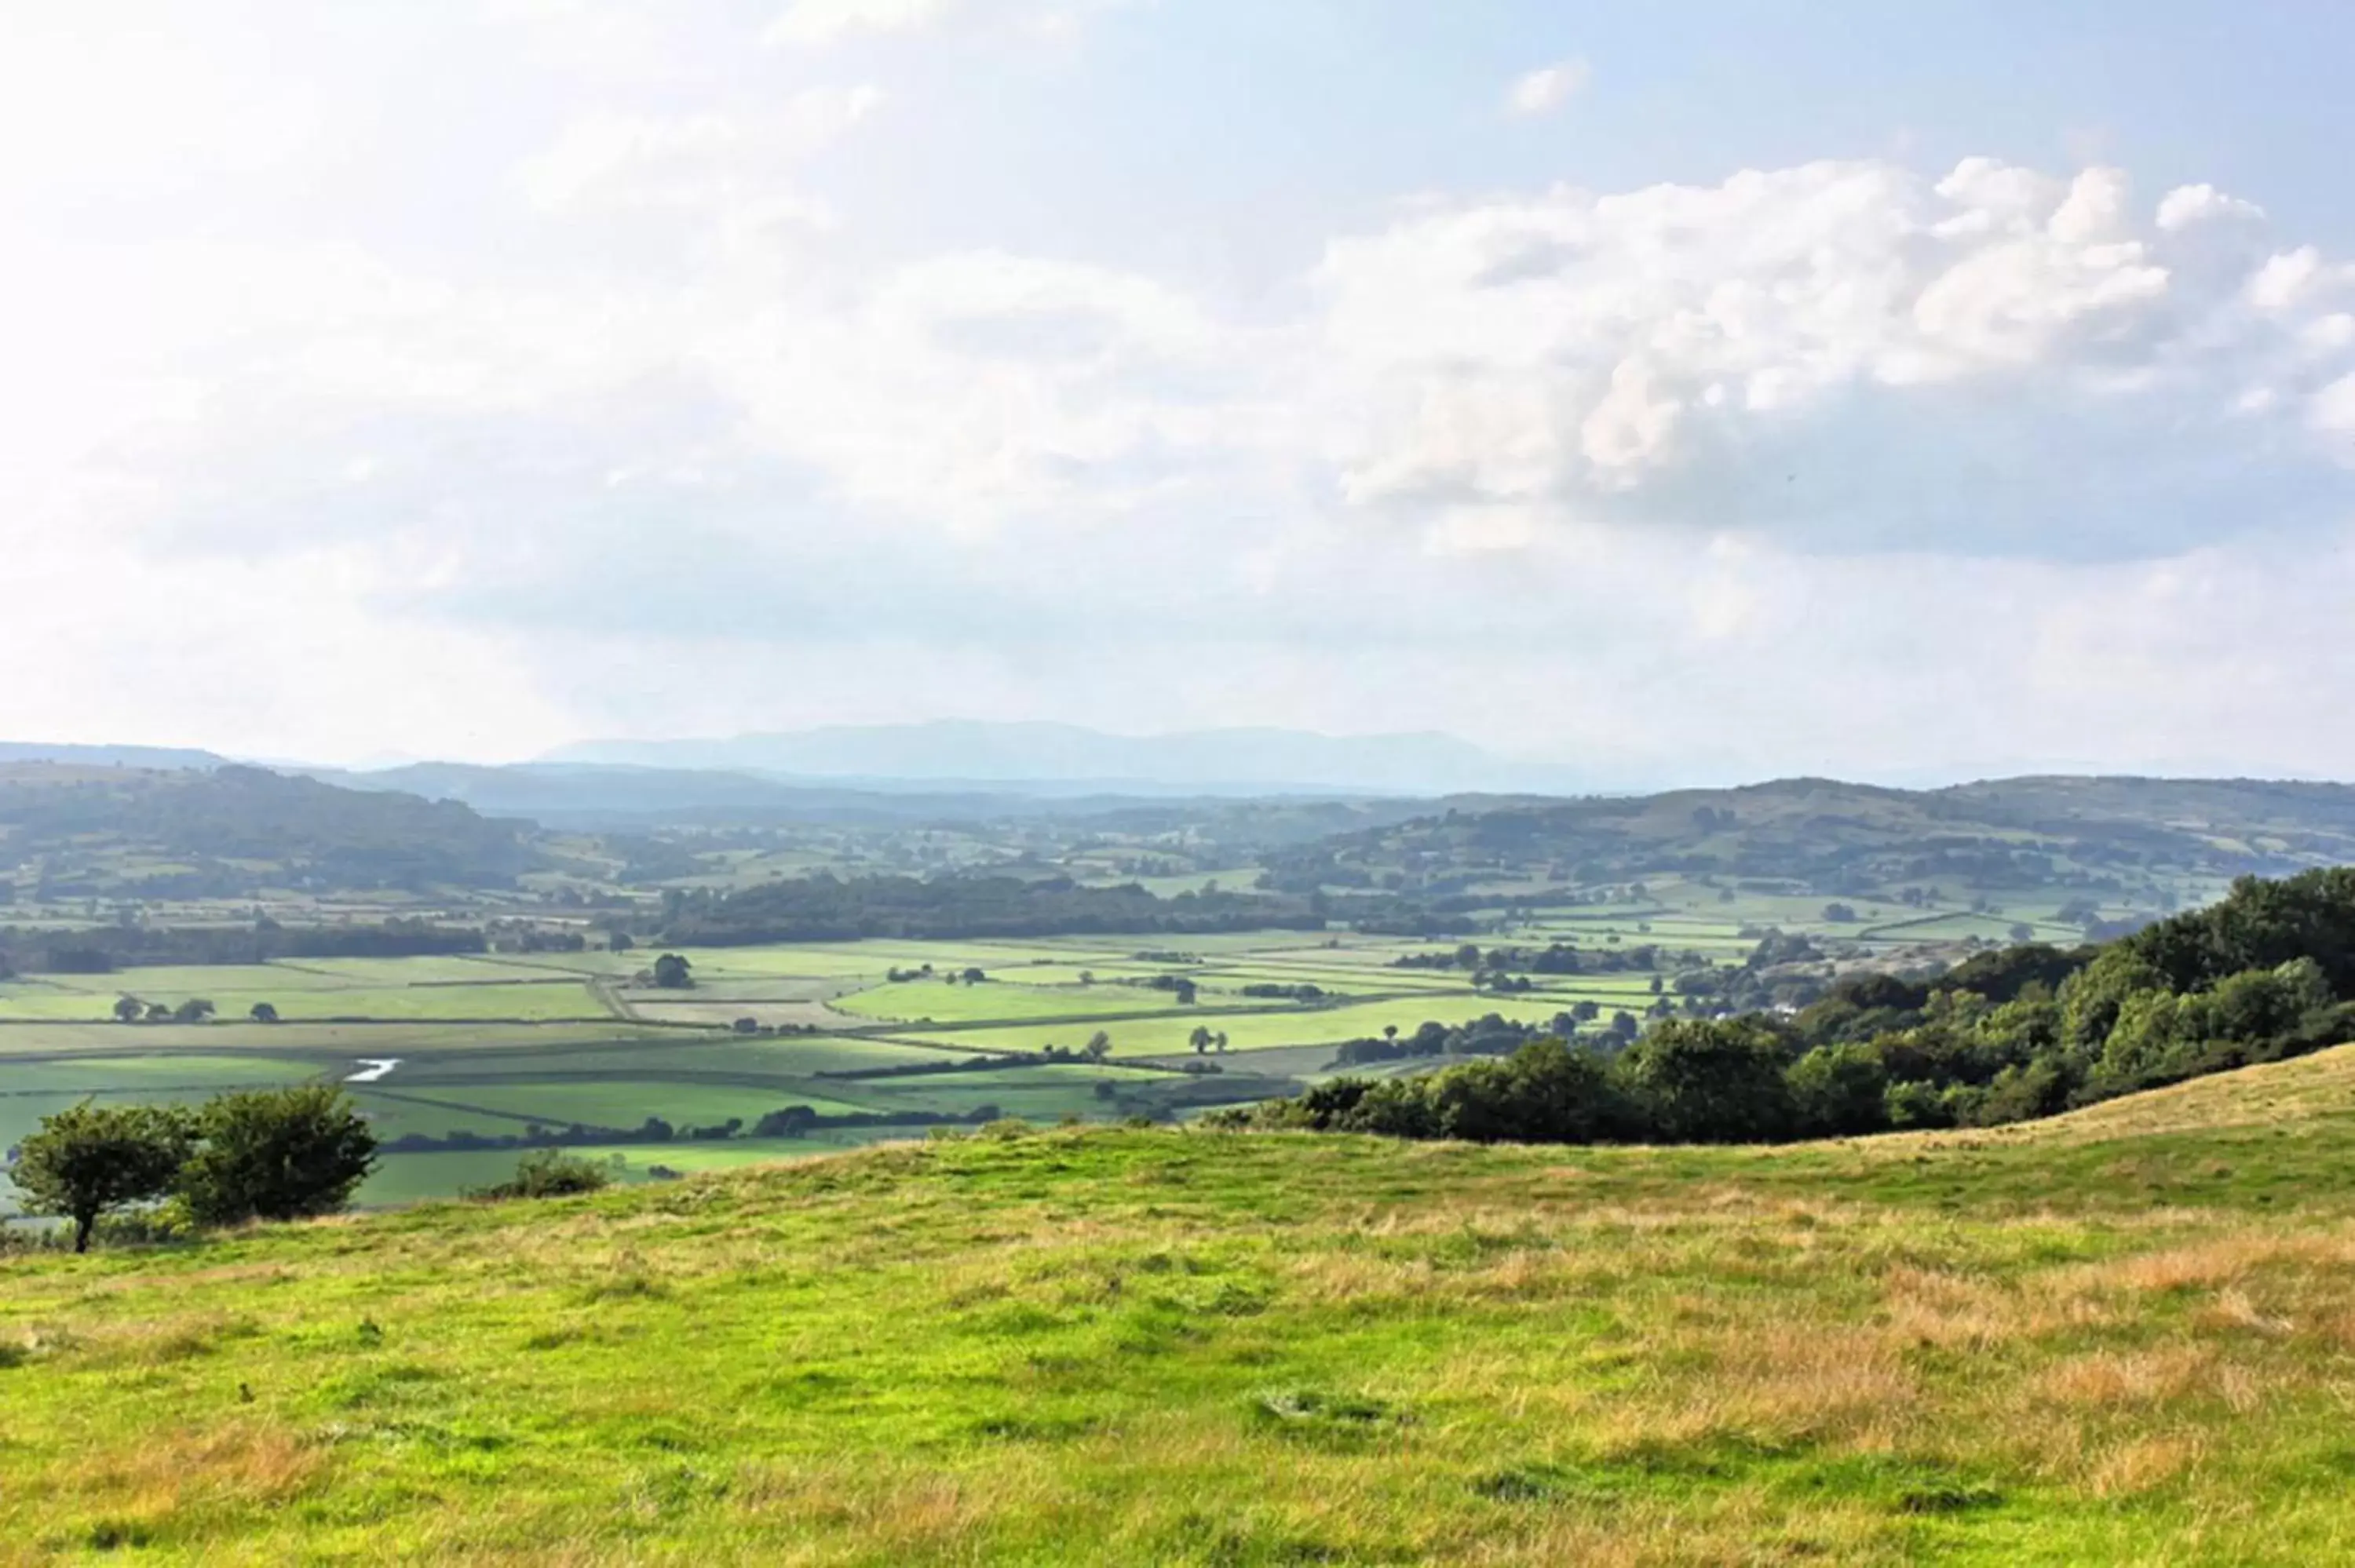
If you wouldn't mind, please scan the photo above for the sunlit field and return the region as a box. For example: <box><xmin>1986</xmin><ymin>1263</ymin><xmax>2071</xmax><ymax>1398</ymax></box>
<box><xmin>0</xmin><ymin>884</ymin><xmax>2156</xmax><ymax>1208</ymax></box>
<box><xmin>10</xmin><ymin>1046</ymin><xmax>2355</xmax><ymax>1563</ymax></box>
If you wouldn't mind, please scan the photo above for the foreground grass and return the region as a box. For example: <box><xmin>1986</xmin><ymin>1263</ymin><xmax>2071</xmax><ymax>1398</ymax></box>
<box><xmin>11</xmin><ymin>1059</ymin><xmax>2355</xmax><ymax>1563</ymax></box>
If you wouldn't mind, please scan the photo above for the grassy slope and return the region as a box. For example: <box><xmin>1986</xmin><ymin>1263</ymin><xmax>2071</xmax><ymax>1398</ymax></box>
<box><xmin>12</xmin><ymin>1056</ymin><xmax>2355</xmax><ymax>1563</ymax></box>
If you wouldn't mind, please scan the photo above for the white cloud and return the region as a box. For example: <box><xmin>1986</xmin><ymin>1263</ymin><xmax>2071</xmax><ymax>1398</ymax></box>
<box><xmin>764</xmin><ymin>0</ymin><xmax>1129</xmax><ymax>47</ymax></box>
<box><xmin>2157</xmin><ymin>182</ymin><xmax>2266</xmax><ymax>231</ymax></box>
<box><xmin>2313</xmin><ymin>372</ymin><xmax>2355</xmax><ymax>440</ymax></box>
<box><xmin>521</xmin><ymin>89</ymin><xmax>882</xmax><ymax>217</ymax></box>
<box><xmin>1504</xmin><ymin>58</ymin><xmax>1590</xmax><ymax>118</ymax></box>
<box><xmin>8</xmin><ymin>5</ymin><xmax>2355</xmax><ymax>771</ymax></box>
<box><xmin>1308</xmin><ymin>158</ymin><xmax>2353</xmax><ymax>553</ymax></box>
<box><xmin>768</xmin><ymin>0</ymin><xmax>958</xmax><ymax>46</ymax></box>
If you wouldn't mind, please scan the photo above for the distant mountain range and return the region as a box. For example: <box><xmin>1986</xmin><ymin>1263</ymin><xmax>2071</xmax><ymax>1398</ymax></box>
<box><xmin>0</xmin><ymin>741</ymin><xmax>228</xmax><ymax>771</ymax></box>
<box><xmin>311</xmin><ymin>761</ymin><xmax>1390</xmax><ymax>828</ymax></box>
<box><xmin>0</xmin><ymin>725</ymin><xmax>1579</xmax><ymax>797</ymax></box>
<box><xmin>542</xmin><ymin>722</ymin><xmax>1579</xmax><ymax>796</ymax></box>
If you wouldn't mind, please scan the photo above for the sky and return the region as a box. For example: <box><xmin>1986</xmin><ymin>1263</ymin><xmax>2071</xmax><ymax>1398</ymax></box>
<box><xmin>5</xmin><ymin>0</ymin><xmax>2355</xmax><ymax>786</ymax></box>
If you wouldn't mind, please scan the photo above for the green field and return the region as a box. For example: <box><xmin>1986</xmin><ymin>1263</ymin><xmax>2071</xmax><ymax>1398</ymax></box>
<box><xmin>348</xmin><ymin>1082</ymin><xmax>880</xmax><ymax>1136</ymax></box>
<box><xmin>831</xmin><ymin>978</ymin><xmax>1208</xmax><ymax>1025</ymax></box>
<box><xmin>349</xmin><ymin>1132</ymin><xmax>914</xmax><ymax>1205</ymax></box>
<box><xmin>10</xmin><ymin>1049</ymin><xmax>2355</xmax><ymax>1561</ymax></box>
<box><xmin>0</xmin><ymin>896</ymin><xmax>2095</xmax><ymax>1210</ymax></box>
<box><xmin>893</xmin><ymin>991</ymin><xmax>1572</xmax><ymax>1059</ymax></box>
<box><xmin>0</xmin><ymin>929</ymin><xmax>1712</xmax><ymax>1208</ymax></box>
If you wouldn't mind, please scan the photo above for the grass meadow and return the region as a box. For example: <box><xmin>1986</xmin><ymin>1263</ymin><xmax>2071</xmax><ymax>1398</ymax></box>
<box><xmin>9</xmin><ymin>1048</ymin><xmax>2355</xmax><ymax>1562</ymax></box>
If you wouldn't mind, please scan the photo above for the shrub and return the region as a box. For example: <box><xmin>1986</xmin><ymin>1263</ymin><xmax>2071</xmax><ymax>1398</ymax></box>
<box><xmin>469</xmin><ymin>1150</ymin><xmax>613</xmax><ymax>1202</ymax></box>
<box><xmin>177</xmin><ymin>1085</ymin><xmax>378</xmax><ymax>1225</ymax></box>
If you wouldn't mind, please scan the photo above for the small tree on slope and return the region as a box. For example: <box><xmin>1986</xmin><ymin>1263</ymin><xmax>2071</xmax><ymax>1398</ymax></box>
<box><xmin>12</xmin><ymin>1102</ymin><xmax>193</xmax><ymax>1253</ymax></box>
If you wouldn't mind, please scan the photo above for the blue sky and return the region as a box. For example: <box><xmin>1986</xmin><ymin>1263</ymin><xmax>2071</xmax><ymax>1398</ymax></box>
<box><xmin>2</xmin><ymin>1</ymin><xmax>2353</xmax><ymax>784</ymax></box>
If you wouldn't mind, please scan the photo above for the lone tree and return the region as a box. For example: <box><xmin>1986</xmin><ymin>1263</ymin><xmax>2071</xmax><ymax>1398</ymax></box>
<box><xmin>12</xmin><ymin>1102</ymin><xmax>193</xmax><ymax>1253</ymax></box>
<box><xmin>177</xmin><ymin>1085</ymin><xmax>378</xmax><ymax>1225</ymax></box>
<box><xmin>1188</xmin><ymin>1025</ymin><xmax>1214</xmax><ymax>1055</ymax></box>
<box><xmin>112</xmin><ymin>996</ymin><xmax>143</xmax><ymax>1024</ymax></box>
<box><xmin>173</xmin><ymin>998</ymin><xmax>217</xmax><ymax>1024</ymax></box>
<box><xmin>651</xmin><ymin>953</ymin><xmax>694</xmax><ymax>990</ymax></box>
<box><xmin>248</xmin><ymin>1001</ymin><xmax>279</xmax><ymax>1024</ymax></box>
<box><xmin>1083</xmin><ymin>1030</ymin><xmax>1112</xmax><ymax>1060</ymax></box>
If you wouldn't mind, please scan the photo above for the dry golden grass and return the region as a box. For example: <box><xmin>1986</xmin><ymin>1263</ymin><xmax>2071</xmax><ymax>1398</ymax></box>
<box><xmin>1916</xmin><ymin>1041</ymin><xmax>2355</xmax><ymax>1147</ymax></box>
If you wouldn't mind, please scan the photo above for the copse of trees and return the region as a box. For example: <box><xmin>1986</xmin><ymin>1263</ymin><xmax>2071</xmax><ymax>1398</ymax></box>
<box><xmin>1224</xmin><ymin>869</ymin><xmax>2355</xmax><ymax>1148</ymax></box>
<box><xmin>6</xmin><ymin>1086</ymin><xmax>376</xmax><ymax>1249</ymax></box>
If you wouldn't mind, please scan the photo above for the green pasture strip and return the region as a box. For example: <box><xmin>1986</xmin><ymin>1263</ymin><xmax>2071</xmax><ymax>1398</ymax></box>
<box><xmin>0</xmin><ymin>979</ymin><xmax>615</xmax><ymax>1024</ymax></box>
<box><xmin>0</xmin><ymin>1023</ymin><xmax>717</xmax><ymax>1068</ymax></box>
<box><xmin>389</xmin><ymin>1035</ymin><xmax>966</xmax><ymax>1083</ymax></box>
<box><xmin>354</xmin><ymin>1131</ymin><xmax>905</xmax><ymax>1205</ymax></box>
<box><xmin>0</xmin><ymin>1055</ymin><xmax>331</xmax><ymax>1095</ymax></box>
<box><xmin>27</xmin><ymin>964</ymin><xmax>367</xmax><ymax>997</ymax></box>
<box><xmin>892</xmin><ymin>993</ymin><xmax>1554</xmax><ymax>1057</ymax></box>
<box><xmin>830</xmin><ymin>979</ymin><xmax>1214</xmax><ymax>1026</ymax></box>
<box><xmin>254</xmin><ymin>956</ymin><xmax>560</xmax><ymax>985</ymax></box>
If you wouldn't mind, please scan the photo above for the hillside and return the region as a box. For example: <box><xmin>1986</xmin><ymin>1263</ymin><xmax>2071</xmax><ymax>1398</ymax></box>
<box><xmin>0</xmin><ymin>763</ymin><xmax>537</xmax><ymax>900</ymax></box>
<box><xmin>1924</xmin><ymin>1037</ymin><xmax>2355</xmax><ymax>1146</ymax></box>
<box><xmin>1261</xmin><ymin>775</ymin><xmax>2355</xmax><ymax>910</ymax></box>
<box><xmin>9</xmin><ymin>1061</ymin><xmax>2355</xmax><ymax>1563</ymax></box>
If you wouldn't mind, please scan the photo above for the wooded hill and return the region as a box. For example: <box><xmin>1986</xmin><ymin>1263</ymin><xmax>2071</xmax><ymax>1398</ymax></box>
<box><xmin>0</xmin><ymin>764</ymin><xmax>537</xmax><ymax>899</ymax></box>
<box><xmin>1258</xmin><ymin>776</ymin><xmax>2355</xmax><ymax>905</ymax></box>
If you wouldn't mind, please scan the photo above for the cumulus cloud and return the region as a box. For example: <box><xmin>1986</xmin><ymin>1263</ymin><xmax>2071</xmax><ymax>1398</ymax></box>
<box><xmin>2157</xmin><ymin>182</ymin><xmax>2266</xmax><ymax>231</ymax></box>
<box><xmin>1309</xmin><ymin>158</ymin><xmax>2355</xmax><ymax>554</ymax></box>
<box><xmin>1504</xmin><ymin>58</ymin><xmax>1590</xmax><ymax>118</ymax></box>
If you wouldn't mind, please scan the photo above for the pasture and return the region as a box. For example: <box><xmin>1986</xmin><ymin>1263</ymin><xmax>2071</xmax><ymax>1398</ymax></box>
<box><xmin>2</xmin><ymin>888</ymin><xmax>2050</xmax><ymax>1205</ymax></box>
<box><xmin>10</xmin><ymin>1048</ymin><xmax>2355</xmax><ymax>1562</ymax></box>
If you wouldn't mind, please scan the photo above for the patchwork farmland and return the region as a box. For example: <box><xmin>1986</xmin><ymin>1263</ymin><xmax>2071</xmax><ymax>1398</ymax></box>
<box><xmin>0</xmin><ymin>877</ymin><xmax>2100</xmax><ymax>1206</ymax></box>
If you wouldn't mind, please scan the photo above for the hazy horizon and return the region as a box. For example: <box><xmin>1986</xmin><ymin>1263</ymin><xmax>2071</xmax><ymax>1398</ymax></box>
<box><xmin>7</xmin><ymin>3</ymin><xmax>2355</xmax><ymax>779</ymax></box>
<box><xmin>8</xmin><ymin>718</ymin><xmax>2352</xmax><ymax>803</ymax></box>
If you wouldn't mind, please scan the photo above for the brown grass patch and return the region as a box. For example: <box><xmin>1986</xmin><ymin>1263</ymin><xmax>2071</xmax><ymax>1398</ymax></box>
<box><xmin>738</xmin><ymin>1459</ymin><xmax>1014</xmax><ymax>1558</ymax></box>
<box><xmin>2036</xmin><ymin>1347</ymin><xmax>2218</xmax><ymax>1409</ymax></box>
<box><xmin>63</xmin><ymin>1422</ymin><xmax>326</xmax><ymax>1528</ymax></box>
<box><xmin>2087</xmin><ymin>1433</ymin><xmax>2206</xmax><ymax>1497</ymax></box>
<box><xmin>2195</xmin><ymin>1289</ymin><xmax>2295</xmax><ymax>1338</ymax></box>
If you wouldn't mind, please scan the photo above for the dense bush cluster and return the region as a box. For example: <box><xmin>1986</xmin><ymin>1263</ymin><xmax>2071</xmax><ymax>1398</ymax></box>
<box><xmin>466</xmin><ymin>1149</ymin><xmax>615</xmax><ymax>1202</ymax></box>
<box><xmin>1225</xmin><ymin>870</ymin><xmax>2355</xmax><ymax>1146</ymax></box>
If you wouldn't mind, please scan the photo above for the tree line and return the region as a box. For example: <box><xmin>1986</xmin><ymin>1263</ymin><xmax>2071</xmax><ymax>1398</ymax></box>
<box><xmin>1219</xmin><ymin>869</ymin><xmax>2355</xmax><ymax>1146</ymax></box>
<box><xmin>0</xmin><ymin>916</ymin><xmax>490</xmax><ymax>978</ymax></box>
<box><xmin>657</xmin><ymin>873</ymin><xmax>1328</xmax><ymax>945</ymax></box>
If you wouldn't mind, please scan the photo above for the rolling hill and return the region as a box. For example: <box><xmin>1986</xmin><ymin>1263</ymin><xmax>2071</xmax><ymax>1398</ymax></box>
<box><xmin>1261</xmin><ymin>775</ymin><xmax>2355</xmax><ymax>907</ymax></box>
<box><xmin>7</xmin><ymin>1053</ymin><xmax>2355</xmax><ymax>1563</ymax></box>
<box><xmin>0</xmin><ymin>763</ymin><xmax>538</xmax><ymax>899</ymax></box>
